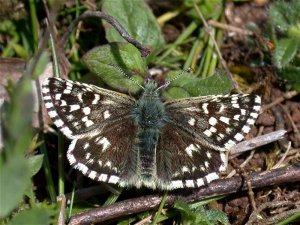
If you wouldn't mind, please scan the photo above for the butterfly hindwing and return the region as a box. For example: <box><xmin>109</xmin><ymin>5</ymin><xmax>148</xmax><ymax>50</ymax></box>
<box><xmin>67</xmin><ymin>118</ymin><xmax>138</xmax><ymax>184</ymax></box>
<box><xmin>156</xmin><ymin>123</ymin><xmax>227</xmax><ymax>189</ymax></box>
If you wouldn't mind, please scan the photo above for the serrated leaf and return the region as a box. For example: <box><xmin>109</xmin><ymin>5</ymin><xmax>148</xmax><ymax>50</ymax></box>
<box><xmin>163</xmin><ymin>71</ymin><xmax>233</xmax><ymax>99</ymax></box>
<box><xmin>101</xmin><ymin>0</ymin><xmax>165</xmax><ymax>51</ymax></box>
<box><xmin>8</xmin><ymin>208</ymin><xmax>51</xmax><ymax>225</ymax></box>
<box><xmin>27</xmin><ymin>154</ymin><xmax>44</xmax><ymax>177</ymax></box>
<box><xmin>274</xmin><ymin>38</ymin><xmax>299</xmax><ymax>68</ymax></box>
<box><xmin>0</xmin><ymin>156</ymin><xmax>31</xmax><ymax>218</ymax></box>
<box><xmin>82</xmin><ymin>42</ymin><xmax>146</xmax><ymax>94</ymax></box>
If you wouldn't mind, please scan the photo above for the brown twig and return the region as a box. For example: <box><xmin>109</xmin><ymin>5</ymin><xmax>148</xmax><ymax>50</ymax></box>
<box><xmin>208</xmin><ymin>20</ymin><xmax>253</xmax><ymax>36</ymax></box>
<box><xmin>262</xmin><ymin>90</ymin><xmax>298</xmax><ymax>112</ymax></box>
<box><xmin>193</xmin><ymin>2</ymin><xmax>241</xmax><ymax>93</ymax></box>
<box><xmin>60</xmin><ymin>10</ymin><xmax>151</xmax><ymax>57</ymax></box>
<box><xmin>246</xmin><ymin>201</ymin><xmax>300</xmax><ymax>225</ymax></box>
<box><xmin>68</xmin><ymin>166</ymin><xmax>300</xmax><ymax>225</ymax></box>
<box><xmin>230</xmin><ymin>130</ymin><xmax>287</xmax><ymax>155</ymax></box>
<box><xmin>280</xmin><ymin>104</ymin><xmax>300</xmax><ymax>138</ymax></box>
<box><xmin>272</xmin><ymin>141</ymin><xmax>292</xmax><ymax>169</ymax></box>
<box><xmin>57</xmin><ymin>195</ymin><xmax>66</xmax><ymax>225</ymax></box>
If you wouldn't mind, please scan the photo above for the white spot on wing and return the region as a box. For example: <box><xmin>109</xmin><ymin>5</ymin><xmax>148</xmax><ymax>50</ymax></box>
<box><xmin>54</xmin><ymin>119</ymin><xmax>64</xmax><ymax>127</ymax></box>
<box><xmin>204</xmin><ymin>129</ymin><xmax>212</xmax><ymax>137</ymax></box>
<box><xmin>171</xmin><ymin>180</ymin><xmax>184</xmax><ymax>189</ymax></box>
<box><xmin>99</xmin><ymin>174</ymin><xmax>108</xmax><ymax>181</ymax></box>
<box><xmin>185</xmin><ymin>144</ymin><xmax>197</xmax><ymax>157</ymax></box>
<box><xmin>202</xmin><ymin>103</ymin><xmax>209</xmax><ymax>114</ymax></box>
<box><xmin>85</xmin><ymin>153</ymin><xmax>91</xmax><ymax>159</ymax></box>
<box><xmin>234</xmin><ymin>133</ymin><xmax>244</xmax><ymax>141</ymax></box>
<box><xmin>206</xmin><ymin>152</ymin><xmax>212</xmax><ymax>158</ymax></box>
<box><xmin>63</xmin><ymin>89</ymin><xmax>71</xmax><ymax>94</ymax></box>
<box><xmin>232</xmin><ymin>103</ymin><xmax>240</xmax><ymax>108</ymax></box>
<box><xmin>92</xmin><ymin>94</ymin><xmax>100</xmax><ymax>104</ymax></box>
<box><xmin>68</xmin><ymin>139</ymin><xmax>77</xmax><ymax>153</ymax></box>
<box><xmin>84</xmin><ymin>143</ymin><xmax>90</xmax><ymax>149</ymax></box>
<box><xmin>182</xmin><ymin>166</ymin><xmax>190</xmax><ymax>173</ymax></box>
<box><xmin>48</xmin><ymin>110</ymin><xmax>57</xmax><ymax>118</ymax></box>
<box><xmin>85</xmin><ymin>120</ymin><xmax>94</xmax><ymax>127</ymax></box>
<box><xmin>83</xmin><ymin>107</ymin><xmax>91</xmax><ymax>115</ymax></box>
<box><xmin>88</xmin><ymin>171</ymin><xmax>97</xmax><ymax>179</ymax></box>
<box><xmin>60</xmin><ymin>127</ymin><xmax>73</xmax><ymax>137</ymax></box>
<box><xmin>60</xmin><ymin>100</ymin><xmax>67</xmax><ymax>106</ymax></box>
<box><xmin>43</xmin><ymin>95</ymin><xmax>51</xmax><ymax>100</ymax></box>
<box><xmin>70</xmin><ymin>105</ymin><xmax>80</xmax><ymax>112</ymax></box>
<box><xmin>233</xmin><ymin>114</ymin><xmax>240</xmax><ymax>121</ymax></box>
<box><xmin>196</xmin><ymin>178</ymin><xmax>204</xmax><ymax>186</ymax></box>
<box><xmin>188</xmin><ymin>117</ymin><xmax>196</xmax><ymax>126</ymax></box>
<box><xmin>185</xmin><ymin>180</ymin><xmax>195</xmax><ymax>187</ymax></box>
<box><xmin>250</xmin><ymin>112</ymin><xmax>258</xmax><ymax>118</ymax></box>
<box><xmin>209</xmin><ymin>126</ymin><xmax>217</xmax><ymax>133</ymax></box>
<box><xmin>218</xmin><ymin>104</ymin><xmax>225</xmax><ymax>112</ymax></box>
<box><xmin>206</xmin><ymin>172</ymin><xmax>219</xmax><ymax>183</ymax></box>
<box><xmin>55</xmin><ymin>94</ymin><xmax>62</xmax><ymax>100</ymax></box>
<box><xmin>255</xmin><ymin>96</ymin><xmax>261</xmax><ymax>104</ymax></box>
<box><xmin>108</xmin><ymin>175</ymin><xmax>120</xmax><ymax>184</ymax></box>
<box><xmin>45</xmin><ymin>102</ymin><xmax>54</xmax><ymax>108</ymax></box>
<box><xmin>204</xmin><ymin>161</ymin><xmax>209</xmax><ymax>168</ymax></box>
<box><xmin>220</xmin><ymin>116</ymin><xmax>230</xmax><ymax>124</ymax></box>
<box><xmin>42</xmin><ymin>88</ymin><xmax>50</xmax><ymax>94</ymax></box>
<box><xmin>98</xmin><ymin>137</ymin><xmax>111</xmax><ymax>151</ymax></box>
<box><xmin>242</xmin><ymin>125</ymin><xmax>251</xmax><ymax>133</ymax></box>
<box><xmin>103</xmin><ymin>110</ymin><xmax>111</xmax><ymax>119</ymax></box>
<box><xmin>247</xmin><ymin>118</ymin><xmax>255</xmax><ymax>125</ymax></box>
<box><xmin>209</xmin><ymin>117</ymin><xmax>217</xmax><ymax>126</ymax></box>
<box><xmin>76</xmin><ymin>163</ymin><xmax>89</xmax><ymax>175</ymax></box>
<box><xmin>67</xmin><ymin>154</ymin><xmax>76</xmax><ymax>164</ymax></box>
<box><xmin>253</xmin><ymin>105</ymin><xmax>261</xmax><ymax>111</ymax></box>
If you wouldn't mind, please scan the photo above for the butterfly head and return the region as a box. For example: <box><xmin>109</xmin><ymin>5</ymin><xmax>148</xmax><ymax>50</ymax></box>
<box><xmin>143</xmin><ymin>79</ymin><xmax>160</xmax><ymax>97</ymax></box>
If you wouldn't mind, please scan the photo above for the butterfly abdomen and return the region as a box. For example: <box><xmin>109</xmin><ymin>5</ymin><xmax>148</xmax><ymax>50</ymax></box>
<box><xmin>130</xmin><ymin>85</ymin><xmax>169</xmax><ymax>182</ymax></box>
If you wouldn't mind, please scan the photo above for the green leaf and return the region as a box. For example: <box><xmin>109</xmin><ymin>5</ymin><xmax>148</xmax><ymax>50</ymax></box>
<box><xmin>0</xmin><ymin>156</ymin><xmax>31</xmax><ymax>218</ymax></box>
<box><xmin>164</xmin><ymin>71</ymin><xmax>233</xmax><ymax>99</ymax></box>
<box><xmin>281</xmin><ymin>66</ymin><xmax>300</xmax><ymax>92</ymax></box>
<box><xmin>273</xmin><ymin>38</ymin><xmax>299</xmax><ymax>68</ymax></box>
<box><xmin>27</xmin><ymin>154</ymin><xmax>44</xmax><ymax>177</ymax></box>
<box><xmin>8</xmin><ymin>208</ymin><xmax>51</xmax><ymax>225</ymax></box>
<box><xmin>4</xmin><ymin>76</ymin><xmax>33</xmax><ymax>155</ymax></box>
<box><xmin>82</xmin><ymin>42</ymin><xmax>146</xmax><ymax>94</ymax></box>
<box><xmin>269</xmin><ymin>0</ymin><xmax>300</xmax><ymax>34</ymax></box>
<box><xmin>31</xmin><ymin>51</ymin><xmax>49</xmax><ymax>79</ymax></box>
<box><xmin>185</xmin><ymin>0</ymin><xmax>223</xmax><ymax>22</ymax></box>
<box><xmin>101</xmin><ymin>0</ymin><xmax>165</xmax><ymax>51</ymax></box>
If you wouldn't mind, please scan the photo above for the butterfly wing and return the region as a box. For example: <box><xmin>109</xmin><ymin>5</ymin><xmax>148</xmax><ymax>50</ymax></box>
<box><xmin>67</xmin><ymin>118</ymin><xmax>139</xmax><ymax>185</ymax></box>
<box><xmin>165</xmin><ymin>94</ymin><xmax>261</xmax><ymax>151</ymax></box>
<box><xmin>155</xmin><ymin>94</ymin><xmax>261</xmax><ymax>189</ymax></box>
<box><xmin>42</xmin><ymin>78</ymin><xmax>135</xmax><ymax>139</ymax></box>
<box><xmin>156</xmin><ymin>123</ymin><xmax>227</xmax><ymax>189</ymax></box>
<box><xmin>43</xmin><ymin>78</ymin><xmax>139</xmax><ymax>185</ymax></box>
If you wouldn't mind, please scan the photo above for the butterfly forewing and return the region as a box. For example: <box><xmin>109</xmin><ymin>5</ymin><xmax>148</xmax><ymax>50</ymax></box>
<box><xmin>165</xmin><ymin>94</ymin><xmax>261</xmax><ymax>151</ymax></box>
<box><xmin>42</xmin><ymin>78</ymin><xmax>135</xmax><ymax>139</ymax></box>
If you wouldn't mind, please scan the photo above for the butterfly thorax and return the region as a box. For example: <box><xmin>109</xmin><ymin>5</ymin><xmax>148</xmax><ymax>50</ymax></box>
<box><xmin>129</xmin><ymin>80</ymin><xmax>169</xmax><ymax>180</ymax></box>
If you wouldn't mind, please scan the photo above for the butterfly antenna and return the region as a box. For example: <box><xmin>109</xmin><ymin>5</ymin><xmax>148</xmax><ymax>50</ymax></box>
<box><xmin>156</xmin><ymin>67</ymin><xmax>192</xmax><ymax>91</ymax></box>
<box><xmin>112</xmin><ymin>65</ymin><xmax>145</xmax><ymax>90</ymax></box>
